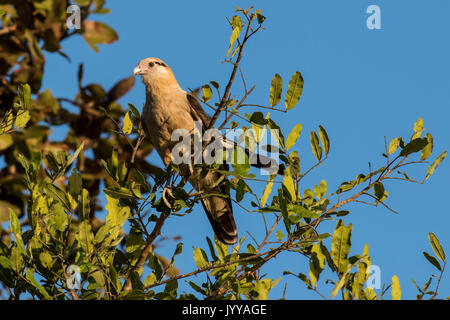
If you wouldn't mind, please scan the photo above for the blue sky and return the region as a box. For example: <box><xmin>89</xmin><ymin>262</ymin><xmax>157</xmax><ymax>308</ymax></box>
<box><xmin>40</xmin><ymin>0</ymin><xmax>450</xmax><ymax>299</ymax></box>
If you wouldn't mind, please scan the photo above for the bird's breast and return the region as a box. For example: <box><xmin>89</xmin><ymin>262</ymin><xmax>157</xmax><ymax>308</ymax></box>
<box><xmin>142</xmin><ymin>92</ymin><xmax>196</xmax><ymax>165</ymax></box>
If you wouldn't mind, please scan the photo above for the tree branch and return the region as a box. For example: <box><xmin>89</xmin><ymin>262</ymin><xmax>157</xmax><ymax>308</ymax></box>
<box><xmin>122</xmin><ymin>212</ymin><xmax>169</xmax><ymax>291</ymax></box>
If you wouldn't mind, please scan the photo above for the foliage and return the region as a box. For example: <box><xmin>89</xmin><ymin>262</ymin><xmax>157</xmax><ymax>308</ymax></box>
<box><xmin>0</xmin><ymin>4</ymin><xmax>447</xmax><ymax>300</ymax></box>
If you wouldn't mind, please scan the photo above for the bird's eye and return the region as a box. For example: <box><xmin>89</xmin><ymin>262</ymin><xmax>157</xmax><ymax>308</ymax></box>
<box><xmin>149</xmin><ymin>62</ymin><xmax>155</xmax><ymax>67</ymax></box>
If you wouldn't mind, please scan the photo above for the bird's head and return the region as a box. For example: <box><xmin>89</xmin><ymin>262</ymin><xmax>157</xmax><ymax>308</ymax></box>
<box><xmin>133</xmin><ymin>57</ymin><xmax>179</xmax><ymax>88</ymax></box>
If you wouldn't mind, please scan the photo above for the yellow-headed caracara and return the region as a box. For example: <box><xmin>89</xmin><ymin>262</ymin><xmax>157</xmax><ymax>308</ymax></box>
<box><xmin>133</xmin><ymin>57</ymin><xmax>238</xmax><ymax>244</ymax></box>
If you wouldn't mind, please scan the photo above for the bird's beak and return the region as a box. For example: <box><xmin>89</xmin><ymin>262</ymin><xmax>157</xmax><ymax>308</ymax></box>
<box><xmin>133</xmin><ymin>66</ymin><xmax>143</xmax><ymax>76</ymax></box>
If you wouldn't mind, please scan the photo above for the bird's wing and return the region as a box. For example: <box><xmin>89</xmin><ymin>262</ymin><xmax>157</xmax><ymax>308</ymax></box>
<box><xmin>185</xmin><ymin>93</ymin><xmax>237</xmax><ymax>244</ymax></box>
<box><xmin>185</xmin><ymin>92</ymin><xmax>284</xmax><ymax>175</ymax></box>
<box><xmin>186</xmin><ymin>93</ymin><xmax>211</xmax><ymax>130</ymax></box>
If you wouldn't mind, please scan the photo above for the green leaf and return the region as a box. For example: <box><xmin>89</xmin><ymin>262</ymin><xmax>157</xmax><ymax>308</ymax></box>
<box><xmin>428</xmin><ymin>232</ymin><xmax>445</xmax><ymax>262</ymax></box>
<box><xmin>261</xmin><ymin>180</ymin><xmax>273</xmax><ymax>207</ymax></box>
<box><xmin>249</xmin><ymin>112</ymin><xmax>267</xmax><ymax>125</ymax></box>
<box><xmin>425</xmin><ymin>151</ymin><xmax>446</xmax><ymax>181</ymax></box>
<box><xmin>128</xmin><ymin>103</ymin><xmax>141</xmax><ymax>120</ymax></box>
<box><xmin>284</xmin><ymin>271</ymin><xmax>313</xmax><ymax>290</ymax></box>
<box><xmin>201</xmin><ymin>84</ymin><xmax>212</xmax><ymax>102</ymax></box>
<box><xmin>423</xmin><ymin>252</ymin><xmax>441</xmax><ymax>271</ymax></box>
<box><xmin>18</xmin><ymin>83</ymin><xmax>31</xmax><ymax>110</ymax></box>
<box><xmin>122</xmin><ymin>111</ymin><xmax>133</xmax><ymax>135</ymax></box>
<box><xmin>230</xmin><ymin>14</ymin><xmax>242</xmax><ymax>29</ymax></box>
<box><xmin>134</xmin><ymin>170</ymin><xmax>151</xmax><ymax>193</ymax></box>
<box><xmin>302</xmin><ymin>188</ymin><xmax>314</xmax><ymax>206</ymax></box>
<box><xmin>283</xmin><ymin>169</ymin><xmax>296</xmax><ymax>200</ymax></box>
<box><xmin>104</xmin><ymin>186</ymin><xmax>139</xmax><ymax>199</ymax></box>
<box><xmin>269</xmin><ymin>74</ymin><xmax>282</xmax><ymax>107</ymax></box>
<box><xmin>48</xmin><ymin>203</ymin><xmax>69</xmax><ymax>232</ymax></box>
<box><xmin>288</xmin><ymin>204</ymin><xmax>319</xmax><ymax>222</ymax></box>
<box><xmin>9</xmin><ymin>207</ymin><xmax>21</xmax><ymax>235</ymax></box>
<box><xmin>214</xmin><ymin>235</ymin><xmax>228</xmax><ymax>261</ymax></box>
<box><xmin>421</xmin><ymin>133</ymin><xmax>433</xmax><ymax>160</ymax></box>
<box><xmin>187</xmin><ymin>280</ymin><xmax>206</xmax><ymax>295</ymax></box>
<box><xmin>267</xmin><ymin>119</ymin><xmax>285</xmax><ymax>150</ymax></box>
<box><xmin>309</xmin><ymin>241</ymin><xmax>326</xmax><ymax>287</ymax></box>
<box><xmin>68</xmin><ymin>170</ymin><xmax>83</xmax><ymax>199</ymax></box>
<box><xmin>330</xmin><ymin>272</ymin><xmax>348</xmax><ymax>299</ymax></box>
<box><xmin>400</xmin><ymin>138</ymin><xmax>428</xmax><ymax>157</ymax></box>
<box><xmin>206</xmin><ymin>236</ymin><xmax>219</xmax><ymax>261</ymax></box>
<box><xmin>318</xmin><ymin>180</ymin><xmax>327</xmax><ymax>199</ymax></box>
<box><xmin>16</xmin><ymin>153</ymin><xmax>30</xmax><ymax>173</ymax></box>
<box><xmin>15</xmin><ymin>110</ymin><xmax>30</xmax><ymax>128</ymax></box>
<box><xmin>39</xmin><ymin>251</ymin><xmax>54</xmax><ymax>269</ymax></box>
<box><xmin>103</xmin><ymin>194</ymin><xmax>130</xmax><ymax>243</ymax></box>
<box><xmin>235</xmin><ymin>179</ymin><xmax>246</xmax><ymax>202</ymax></box>
<box><xmin>373</xmin><ymin>182</ymin><xmax>385</xmax><ymax>201</ymax></box>
<box><xmin>331</xmin><ymin>220</ymin><xmax>352</xmax><ymax>273</ymax></box>
<box><xmin>231</xmin><ymin>150</ymin><xmax>250</xmax><ymax>177</ymax></box>
<box><xmin>78</xmin><ymin>189</ymin><xmax>90</xmax><ymax>220</ymax></box>
<box><xmin>172</xmin><ymin>242</ymin><xmax>183</xmax><ymax>261</ymax></box>
<box><xmin>77</xmin><ymin>220</ymin><xmax>94</xmax><ymax>256</ymax></box>
<box><xmin>144</xmin><ymin>272</ymin><xmax>158</xmax><ymax>287</ymax></box>
<box><xmin>391</xmin><ymin>275</ymin><xmax>401</xmax><ymax>300</ymax></box>
<box><xmin>193</xmin><ymin>248</ymin><xmax>209</xmax><ymax>269</ymax></box>
<box><xmin>286</xmin><ymin>124</ymin><xmax>302</xmax><ymax>151</ymax></box>
<box><xmin>210</xmin><ymin>81</ymin><xmax>219</xmax><ymax>89</ymax></box>
<box><xmin>226</xmin><ymin>16</ymin><xmax>241</xmax><ymax>58</ymax></box>
<box><xmin>0</xmin><ymin>113</ymin><xmax>13</xmax><ymax>133</ymax></box>
<box><xmin>109</xmin><ymin>265</ymin><xmax>122</xmax><ymax>291</ymax></box>
<box><xmin>388</xmin><ymin>137</ymin><xmax>403</xmax><ymax>155</ymax></box>
<box><xmin>9</xmin><ymin>208</ymin><xmax>25</xmax><ymax>252</ymax></box>
<box><xmin>412</xmin><ymin>118</ymin><xmax>424</xmax><ymax>140</ymax></box>
<box><xmin>284</xmin><ymin>71</ymin><xmax>304</xmax><ymax>110</ymax></box>
<box><xmin>310</xmin><ymin>131</ymin><xmax>322</xmax><ymax>161</ymax></box>
<box><xmin>67</xmin><ymin>141</ymin><xmax>85</xmax><ymax>168</ymax></box>
<box><xmin>255</xmin><ymin>9</ymin><xmax>266</xmax><ymax>24</ymax></box>
<box><xmin>45</xmin><ymin>183</ymin><xmax>71</xmax><ymax>211</ymax></box>
<box><xmin>365</xmin><ymin>287</ymin><xmax>378</xmax><ymax>300</ymax></box>
<box><xmin>318</xmin><ymin>125</ymin><xmax>330</xmax><ymax>156</ymax></box>
<box><xmin>276</xmin><ymin>230</ymin><xmax>285</xmax><ymax>241</ymax></box>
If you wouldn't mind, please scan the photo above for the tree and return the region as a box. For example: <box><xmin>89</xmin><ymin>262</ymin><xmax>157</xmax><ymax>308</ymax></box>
<box><xmin>0</xmin><ymin>3</ymin><xmax>447</xmax><ymax>300</ymax></box>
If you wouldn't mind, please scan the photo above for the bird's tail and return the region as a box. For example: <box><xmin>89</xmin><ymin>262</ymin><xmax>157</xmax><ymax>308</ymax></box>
<box><xmin>200</xmin><ymin>195</ymin><xmax>237</xmax><ymax>245</ymax></box>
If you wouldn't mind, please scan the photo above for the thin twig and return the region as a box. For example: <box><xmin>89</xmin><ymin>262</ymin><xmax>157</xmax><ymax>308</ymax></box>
<box><xmin>431</xmin><ymin>261</ymin><xmax>446</xmax><ymax>299</ymax></box>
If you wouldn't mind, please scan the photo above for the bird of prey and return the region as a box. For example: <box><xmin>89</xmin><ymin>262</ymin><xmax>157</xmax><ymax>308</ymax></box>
<box><xmin>133</xmin><ymin>57</ymin><xmax>280</xmax><ymax>245</ymax></box>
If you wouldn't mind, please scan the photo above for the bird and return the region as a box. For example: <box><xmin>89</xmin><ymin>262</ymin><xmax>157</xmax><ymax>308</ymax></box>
<box><xmin>133</xmin><ymin>57</ymin><xmax>283</xmax><ymax>245</ymax></box>
<box><xmin>133</xmin><ymin>57</ymin><xmax>238</xmax><ymax>245</ymax></box>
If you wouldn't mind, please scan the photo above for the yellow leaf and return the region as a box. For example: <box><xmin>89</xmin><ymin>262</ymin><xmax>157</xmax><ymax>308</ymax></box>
<box><xmin>122</xmin><ymin>111</ymin><xmax>133</xmax><ymax>135</ymax></box>
<box><xmin>261</xmin><ymin>180</ymin><xmax>273</xmax><ymax>207</ymax></box>
<box><xmin>391</xmin><ymin>275</ymin><xmax>401</xmax><ymax>300</ymax></box>
<box><xmin>15</xmin><ymin>110</ymin><xmax>30</xmax><ymax>129</ymax></box>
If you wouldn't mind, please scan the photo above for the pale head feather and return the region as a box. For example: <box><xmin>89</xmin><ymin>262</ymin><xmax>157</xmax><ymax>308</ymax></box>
<box><xmin>133</xmin><ymin>57</ymin><xmax>181</xmax><ymax>91</ymax></box>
